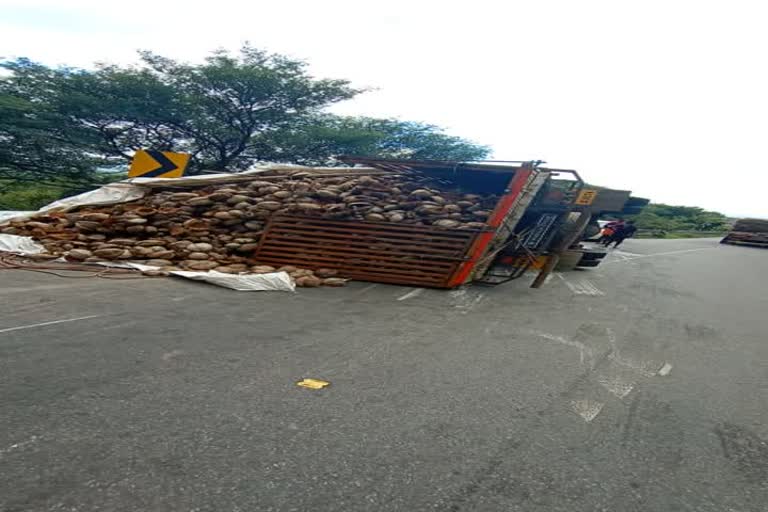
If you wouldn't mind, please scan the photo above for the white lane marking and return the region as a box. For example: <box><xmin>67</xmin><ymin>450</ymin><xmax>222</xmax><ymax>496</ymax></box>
<box><xmin>564</xmin><ymin>278</ymin><xmax>605</xmax><ymax>296</ymax></box>
<box><xmin>556</xmin><ymin>273</ymin><xmax>604</xmax><ymax>296</ymax></box>
<box><xmin>537</xmin><ymin>332</ymin><xmax>594</xmax><ymax>366</ymax></box>
<box><xmin>0</xmin><ymin>315</ymin><xmax>104</xmax><ymax>334</ymax></box>
<box><xmin>658</xmin><ymin>362</ymin><xmax>673</xmax><ymax>376</ymax></box>
<box><xmin>571</xmin><ymin>399</ymin><xmax>605</xmax><ymax>422</ymax></box>
<box><xmin>614</xmin><ymin>250</ymin><xmax>642</xmax><ymax>258</ymax></box>
<box><xmin>582</xmin><ymin>280</ymin><xmax>605</xmax><ymax>296</ymax></box>
<box><xmin>161</xmin><ymin>349</ymin><xmax>186</xmax><ymax>361</ymax></box>
<box><xmin>449</xmin><ymin>288</ymin><xmax>485</xmax><ymax>312</ymax></box>
<box><xmin>356</xmin><ymin>283</ymin><xmax>379</xmax><ymax>294</ymax></box>
<box><xmin>0</xmin><ymin>435</ymin><xmax>40</xmax><ymax>457</ymax></box>
<box><xmin>396</xmin><ymin>288</ymin><xmax>424</xmax><ymax>301</ymax></box>
<box><xmin>597</xmin><ymin>375</ymin><xmax>636</xmax><ymax>398</ymax></box>
<box><xmin>608</xmin><ymin>353</ymin><xmax>660</xmax><ymax>377</ymax></box>
<box><xmin>602</xmin><ymin>247</ymin><xmax>714</xmax><ymax>265</ymax></box>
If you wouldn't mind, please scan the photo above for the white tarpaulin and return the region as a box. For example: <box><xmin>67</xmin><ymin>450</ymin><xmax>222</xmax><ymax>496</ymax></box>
<box><xmin>170</xmin><ymin>270</ymin><xmax>295</xmax><ymax>292</ymax></box>
<box><xmin>0</xmin><ymin>183</ymin><xmax>147</xmax><ymax>223</ymax></box>
<box><xmin>0</xmin><ymin>234</ymin><xmax>46</xmax><ymax>255</ymax></box>
<box><xmin>95</xmin><ymin>262</ymin><xmax>295</xmax><ymax>292</ymax></box>
<box><xmin>0</xmin><ymin>211</ymin><xmax>35</xmax><ymax>223</ymax></box>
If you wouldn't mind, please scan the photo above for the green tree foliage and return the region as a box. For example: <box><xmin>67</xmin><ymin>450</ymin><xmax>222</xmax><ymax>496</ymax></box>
<box><xmin>0</xmin><ymin>45</ymin><xmax>490</xmax><ymax>192</ymax></box>
<box><xmin>262</xmin><ymin>116</ymin><xmax>491</xmax><ymax>164</ymax></box>
<box><xmin>629</xmin><ymin>203</ymin><xmax>729</xmax><ymax>232</ymax></box>
<box><xmin>0</xmin><ymin>59</ymin><xmax>107</xmax><ymax>187</ymax></box>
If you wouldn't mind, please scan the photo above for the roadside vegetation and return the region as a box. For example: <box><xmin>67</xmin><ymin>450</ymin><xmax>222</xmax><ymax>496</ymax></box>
<box><xmin>0</xmin><ymin>45</ymin><xmax>488</xmax><ymax>209</ymax></box>
<box><xmin>627</xmin><ymin>203</ymin><xmax>729</xmax><ymax>238</ymax></box>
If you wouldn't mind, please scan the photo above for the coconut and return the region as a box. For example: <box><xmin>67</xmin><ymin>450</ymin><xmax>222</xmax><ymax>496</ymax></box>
<box><xmin>74</xmin><ymin>221</ymin><xmax>102</xmax><ymax>231</ymax></box>
<box><xmin>236</xmin><ymin>243</ymin><xmax>259</xmax><ymax>252</ymax></box>
<box><xmin>433</xmin><ymin>219</ymin><xmax>461</xmax><ymax>228</ymax></box>
<box><xmin>144</xmin><ymin>259</ymin><xmax>174</xmax><ymax>267</ymax></box>
<box><xmin>65</xmin><ymin>249</ymin><xmax>92</xmax><ymax>261</ymax></box>
<box><xmin>227</xmin><ymin>195</ymin><xmax>251</xmax><ymax>205</ymax></box>
<box><xmin>295</xmin><ymin>275</ymin><xmax>323</xmax><ymax>287</ymax></box>
<box><xmin>322</xmin><ymin>278</ymin><xmax>347</xmax><ymax>287</ymax></box>
<box><xmin>136</xmin><ymin>239</ymin><xmax>169</xmax><ymax>247</ymax></box>
<box><xmin>184</xmin><ymin>260</ymin><xmax>219</xmax><ymax>271</ymax></box>
<box><xmin>169</xmin><ymin>192</ymin><xmax>199</xmax><ymax>201</ymax></box>
<box><xmin>148</xmin><ymin>249</ymin><xmax>175</xmax><ymax>259</ymax></box>
<box><xmin>207</xmin><ymin>192</ymin><xmax>231</xmax><ymax>202</ymax></box>
<box><xmin>256</xmin><ymin>201</ymin><xmax>282</xmax><ymax>211</ymax></box>
<box><xmin>187</xmin><ymin>242</ymin><xmax>213</xmax><ymax>252</ymax></box>
<box><xmin>187</xmin><ymin>197</ymin><xmax>213</xmax><ymax>207</ymax></box>
<box><xmin>79</xmin><ymin>213</ymin><xmax>110</xmax><ymax>222</ymax></box>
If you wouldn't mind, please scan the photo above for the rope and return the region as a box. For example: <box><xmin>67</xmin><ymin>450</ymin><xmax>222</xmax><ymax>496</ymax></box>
<box><xmin>0</xmin><ymin>253</ymin><xmax>157</xmax><ymax>279</ymax></box>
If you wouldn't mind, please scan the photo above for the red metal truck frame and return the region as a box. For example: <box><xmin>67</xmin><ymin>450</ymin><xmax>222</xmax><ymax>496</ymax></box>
<box><xmin>446</xmin><ymin>168</ymin><xmax>534</xmax><ymax>287</ymax></box>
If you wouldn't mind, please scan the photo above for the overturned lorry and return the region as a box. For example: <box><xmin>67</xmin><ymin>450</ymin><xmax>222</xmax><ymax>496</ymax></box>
<box><xmin>1</xmin><ymin>158</ymin><xmax>614</xmax><ymax>288</ymax></box>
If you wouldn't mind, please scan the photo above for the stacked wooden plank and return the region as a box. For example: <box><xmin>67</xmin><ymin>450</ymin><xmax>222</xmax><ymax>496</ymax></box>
<box><xmin>721</xmin><ymin>218</ymin><xmax>768</xmax><ymax>248</ymax></box>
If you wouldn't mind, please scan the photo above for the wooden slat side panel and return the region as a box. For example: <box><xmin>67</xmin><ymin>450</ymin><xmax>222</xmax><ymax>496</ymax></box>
<box><xmin>256</xmin><ymin>215</ymin><xmax>478</xmax><ymax>287</ymax></box>
<box><xmin>262</xmin><ymin>226</ymin><xmax>464</xmax><ymax>250</ymax></box>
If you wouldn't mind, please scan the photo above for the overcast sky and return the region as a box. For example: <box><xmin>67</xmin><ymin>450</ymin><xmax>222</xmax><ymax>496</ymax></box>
<box><xmin>2</xmin><ymin>0</ymin><xmax>766</xmax><ymax>217</ymax></box>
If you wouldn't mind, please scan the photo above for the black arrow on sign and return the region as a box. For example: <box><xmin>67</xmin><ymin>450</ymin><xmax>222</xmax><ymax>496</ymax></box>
<box><xmin>141</xmin><ymin>150</ymin><xmax>179</xmax><ymax>177</ymax></box>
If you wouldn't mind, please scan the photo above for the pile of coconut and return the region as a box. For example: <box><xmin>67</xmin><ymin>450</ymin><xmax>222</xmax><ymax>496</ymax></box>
<box><xmin>1</xmin><ymin>169</ymin><xmax>498</xmax><ymax>286</ymax></box>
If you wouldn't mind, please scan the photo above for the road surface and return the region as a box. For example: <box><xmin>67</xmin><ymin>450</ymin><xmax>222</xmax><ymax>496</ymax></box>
<box><xmin>1</xmin><ymin>238</ymin><xmax>766</xmax><ymax>511</ymax></box>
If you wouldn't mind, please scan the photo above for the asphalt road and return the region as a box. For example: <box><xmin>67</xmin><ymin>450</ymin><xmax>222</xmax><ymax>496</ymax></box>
<box><xmin>1</xmin><ymin>238</ymin><xmax>766</xmax><ymax>511</ymax></box>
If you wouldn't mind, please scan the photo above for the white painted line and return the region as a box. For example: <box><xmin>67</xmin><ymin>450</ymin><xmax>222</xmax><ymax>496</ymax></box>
<box><xmin>0</xmin><ymin>315</ymin><xmax>104</xmax><ymax>334</ymax></box>
<box><xmin>449</xmin><ymin>288</ymin><xmax>485</xmax><ymax>311</ymax></box>
<box><xmin>597</xmin><ymin>375</ymin><xmax>636</xmax><ymax>398</ymax></box>
<box><xmin>396</xmin><ymin>288</ymin><xmax>424</xmax><ymax>301</ymax></box>
<box><xmin>614</xmin><ymin>250</ymin><xmax>642</xmax><ymax>258</ymax></box>
<box><xmin>571</xmin><ymin>399</ymin><xmax>605</xmax><ymax>422</ymax></box>
<box><xmin>356</xmin><ymin>283</ymin><xmax>379</xmax><ymax>294</ymax></box>
<box><xmin>537</xmin><ymin>332</ymin><xmax>593</xmax><ymax>366</ymax></box>
<box><xmin>0</xmin><ymin>435</ymin><xmax>40</xmax><ymax>457</ymax></box>
<box><xmin>563</xmin><ymin>278</ymin><xmax>605</xmax><ymax>296</ymax></box>
<box><xmin>581</xmin><ymin>280</ymin><xmax>605</xmax><ymax>296</ymax></box>
<box><xmin>608</xmin><ymin>353</ymin><xmax>659</xmax><ymax>377</ymax></box>
<box><xmin>602</xmin><ymin>247</ymin><xmax>713</xmax><ymax>265</ymax></box>
<box><xmin>161</xmin><ymin>349</ymin><xmax>186</xmax><ymax>361</ymax></box>
<box><xmin>658</xmin><ymin>362</ymin><xmax>673</xmax><ymax>376</ymax></box>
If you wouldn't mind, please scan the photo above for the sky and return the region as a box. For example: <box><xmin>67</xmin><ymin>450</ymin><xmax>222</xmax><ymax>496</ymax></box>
<box><xmin>1</xmin><ymin>0</ymin><xmax>766</xmax><ymax>217</ymax></box>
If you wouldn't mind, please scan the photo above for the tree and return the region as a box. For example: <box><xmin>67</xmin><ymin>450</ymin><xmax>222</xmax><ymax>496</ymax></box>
<box><xmin>0</xmin><ymin>59</ymin><xmax>106</xmax><ymax>187</ymax></box>
<box><xmin>0</xmin><ymin>45</ymin><xmax>491</xmax><ymax>209</ymax></box>
<box><xmin>629</xmin><ymin>203</ymin><xmax>728</xmax><ymax>232</ymax></box>
<box><xmin>260</xmin><ymin>116</ymin><xmax>491</xmax><ymax>165</ymax></box>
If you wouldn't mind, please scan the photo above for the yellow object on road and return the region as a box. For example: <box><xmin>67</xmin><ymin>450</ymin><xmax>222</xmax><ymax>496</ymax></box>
<box><xmin>296</xmin><ymin>378</ymin><xmax>330</xmax><ymax>389</ymax></box>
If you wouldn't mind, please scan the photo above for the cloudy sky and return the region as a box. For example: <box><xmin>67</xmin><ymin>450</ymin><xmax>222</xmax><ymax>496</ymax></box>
<box><xmin>2</xmin><ymin>0</ymin><xmax>766</xmax><ymax>216</ymax></box>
